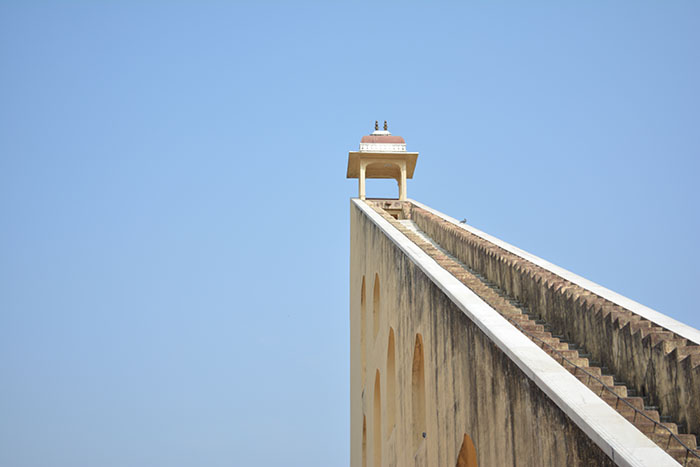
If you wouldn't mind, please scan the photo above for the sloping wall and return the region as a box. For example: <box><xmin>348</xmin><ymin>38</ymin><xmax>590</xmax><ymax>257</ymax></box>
<box><xmin>350</xmin><ymin>200</ymin><xmax>637</xmax><ymax>466</ymax></box>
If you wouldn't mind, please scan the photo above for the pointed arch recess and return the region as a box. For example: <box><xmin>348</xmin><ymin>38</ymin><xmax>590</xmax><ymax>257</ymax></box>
<box><xmin>361</xmin><ymin>276</ymin><xmax>366</xmax><ymax>386</ymax></box>
<box><xmin>362</xmin><ymin>415</ymin><xmax>367</xmax><ymax>467</ymax></box>
<box><xmin>412</xmin><ymin>333</ymin><xmax>426</xmax><ymax>451</ymax></box>
<box><xmin>387</xmin><ymin>327</ymin><xmax>396</xmax><ymax>434</ymax></box>
<box><xmin>373</xmin><ymin>274</ymin><xmax>380</xmax><ymax>340</ymax></box>
<box><xmin>456</xmin><ymin>433</ymin><xmax>477</xmax><ymax>467</ymax></box>
<box><xmin>373</xmin><ymin>370</ymin><xmax>382</xmax><ymax>467</ymax></box>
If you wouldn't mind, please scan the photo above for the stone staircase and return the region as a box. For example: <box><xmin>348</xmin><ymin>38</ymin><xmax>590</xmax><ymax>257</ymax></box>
<box><xmin>408</xmin><ymin>202</ymin><xmax>700</xmax><ymax>446</ymax></box>
<box><xmin>368</xmin><ymin>203</ymin><xmax>700</xmax><ymax>466</ymax></box>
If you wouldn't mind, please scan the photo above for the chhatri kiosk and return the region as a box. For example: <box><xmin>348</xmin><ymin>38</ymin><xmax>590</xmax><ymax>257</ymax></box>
<box><xmin>346</xmin><ymin>121</ymin><xmax>419</xmax><ymax>201</ymax></box>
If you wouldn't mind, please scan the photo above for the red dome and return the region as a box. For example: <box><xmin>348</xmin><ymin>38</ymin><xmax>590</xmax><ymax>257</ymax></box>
<box><xmin>360</xmin><ymin>135</ymin><xmax>406</xmax><ymax>144</ymax></box>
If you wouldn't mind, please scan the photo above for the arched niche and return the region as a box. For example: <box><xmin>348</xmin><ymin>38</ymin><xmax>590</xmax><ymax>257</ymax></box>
<box><xmin>372</xmin><ymin>274</ymin><xmax>380</xmax><ymax>340</ymax></box>
<box><xmin>373</xmin><ymin>370</ymin><xmax>382</xmax><ymax>467</ymax></box>
<box><xmin>386</xmin><ymin>328</ymin><xmax>396</xmax><ymax>435</ymax></box>
<box><xmin>361</xmin><ymin>276</ymin><xmax>366</xmax><ymax>386</ymax></box>
<box><xmin>456</xmin><ymin>433</ymin><xmax>477</xmax><ymax>467</ymax></box>
<box><xmin>412</xmin><ymin>333</ymin><xmax>426</xmax><ymax>452</ymax></box>
<box><xmin>362</xmin><ymin>415</ymin><xmax>367</xmax><ymax>467</ymax></box>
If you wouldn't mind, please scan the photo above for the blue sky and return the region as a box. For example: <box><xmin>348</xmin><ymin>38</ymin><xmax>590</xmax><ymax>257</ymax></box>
<box><xmin>1</xmin><ymin>2</ymin><xmax>698</xmax><ymax>466</ymax></box>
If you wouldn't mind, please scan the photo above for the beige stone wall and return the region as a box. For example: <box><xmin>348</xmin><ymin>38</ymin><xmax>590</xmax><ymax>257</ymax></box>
<box><xmin>350</xmin><ymin>201</ymin><xmax>614</xmax><ymax>467</ymax></box>
<box><xmin>409</xmin><ymin>205</ymin><xmax>700</xmax><ymax>437</ymax></box>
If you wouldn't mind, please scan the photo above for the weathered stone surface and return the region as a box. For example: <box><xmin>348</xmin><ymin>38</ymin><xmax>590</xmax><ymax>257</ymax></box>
<box><xmin>350</xmin><ymin>202</ymin><xmax>616</xmax><ymax>467</ymax></box>
<box><xmin>410</xmin><ymin>204</ymin><xmax>700</xmax><ymax>439</ymax></box>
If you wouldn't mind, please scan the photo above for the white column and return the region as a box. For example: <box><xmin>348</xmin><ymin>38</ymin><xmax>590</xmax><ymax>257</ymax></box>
<box><xmin>399</xmin><ymin>162</ymin><xmax>407</xmax><ymax>201</ymax></box>
<box><xmin>359</xmin><ymin>160</ymin><xmax>366</xmax><ymax>200</ymax></box>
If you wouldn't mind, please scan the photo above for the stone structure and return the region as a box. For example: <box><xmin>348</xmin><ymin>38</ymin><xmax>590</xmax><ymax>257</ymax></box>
<box><xmin>348</xmin><ymin>126</ymin><xmax>700</xmax><ymax>466</ymax></box>
<box><xmin>346</xmin><ymin>121</ymin><xmax>418</xmax><ymax>201</ymax></box>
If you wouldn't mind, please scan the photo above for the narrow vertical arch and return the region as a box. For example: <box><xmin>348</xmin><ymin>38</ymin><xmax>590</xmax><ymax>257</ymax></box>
<box><xmin>362</xmin><ymin>415</ymin><xmax>367</xmax><ymax>467</ymax></box>
<box><xmin>373</xmin><ymin>370</ymin><xmax>382</xmax><ymax>467</ymax></box>
<box><xmin>372</xmin><ymin>274</ymin><xmax>380</xmax><ymax>340</ymax></box>
<box><xmin>386</xmin><ymin>328</ymin><xmax>396</xmax><ymax>435</ymax></box>
<box><xmin>456</xmin><ymin>433</ymin><xmax>477</xmax><ymax>467</ymax></box>
<box><xmin>361</xmin><ymin>276</ymin><xmax>366</xmax><ymax>386</ymax></box>
<box><xmin>412</xmin><ymin>333</ymin><xmax>426</xmax><ymax>451</ymax></box>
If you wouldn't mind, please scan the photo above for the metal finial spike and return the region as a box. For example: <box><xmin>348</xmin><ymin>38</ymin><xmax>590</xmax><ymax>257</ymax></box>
<box><xmin>375</xmin><ymin>121</ymin><xmax>379</xmax><ymax>131</ymax></box>
<box><xmin>384</xmin><ymin>120</ymin><xmax>388</xmax><ymax>131</ymax></box>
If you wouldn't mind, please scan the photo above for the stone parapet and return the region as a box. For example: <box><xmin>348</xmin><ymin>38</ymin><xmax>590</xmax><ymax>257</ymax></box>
<box><xmin>408</xmin><ymin>202</ymin><xmax>700</xmax><ymax>439</ymax></box>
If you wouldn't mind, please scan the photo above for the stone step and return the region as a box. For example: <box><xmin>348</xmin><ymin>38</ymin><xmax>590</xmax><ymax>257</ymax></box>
<box><xmin>657</xmin><ymin>423</ymin><xmax>680</xmax><ymax>435</ymax></box>
<box><xmin>517</xmin><ymin>320</ymin><xmax>543</xmax><ymax>332</ymax></box>
<box><xmin>666</xmin><ymin>446</ymin><xmax>696</xmax><ymax>465</ymax></box>
<box><xmin>623</xmin><ymin>397</ymin><xmax>644</xmax><ymax>411</ymax></box>
<box><xmin>674</xmin><ymin>434</ymin><xmax>698</xmax><ymax>450</ymax></box>
<box><xmin>616</xmin><ymin>402</ymin><xmax>637</xmax><ymax>420</ymax></box>
<box><xmin>643</xmin><ymin>330</ymin><xmax>676</xmax><ymax>348</ymax></box>
<box><xmin>528</xmin><ymin>330</ymin><xmax>553</xmax><ymax>341</ymax></box>
<box><xmin>539</xmin><ymin>338</ymin><xmax>568</xmax><ymax>351</ymax></box>
<box><xmin>542</xmin><ymin>348</ymin><xmax>589</xmax><ymax>368</ymax></box>
<box><xmin>629</xmin><ymin>413</ymin><xmax>657</xmax><ymax>434</ymax></box>
<box><xmin>657</xmin><ymin>436</ymin><xmax>699</xmax><ymax>465</ymax></box>
<box><xmin>555</xmin><ymin>349</ymin><xmax>579</xmax><ymax>360</ymax></box>
<box><xmin>690</xmin><ymin>353</ymin><xmax>700</xmax><ymax>369</ymax></box>
<box><xmin>675</xmin><ymin>345</ymin><xmax>700</xmax><ymax>361</ymax></box>
<box><xmin>643</xmin><ymin>409</ymin><xmax>661</xmax><ymax>423</ymax></box>
<box><xmin>599</xmin><ymin>386</ymin><xmax>628</xmax><ymax>402</ymax></box>
<box><xmin>561</xmin><ymin>357</ymin><xmax>590</xmax><ymax>370</ymax></box>
<box><xmin>599</xmin><ymin>375</ymin><xmax>615</xmax><ymax>387</ymax></box>
<box><xmin>572</xmin><ymin>366</ymin><xmax>601</xmax><ymax>379</ymax></box>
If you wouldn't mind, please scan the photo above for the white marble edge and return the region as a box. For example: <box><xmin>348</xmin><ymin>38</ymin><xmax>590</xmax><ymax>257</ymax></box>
<box><xmin>353</xmin><ymin>199</ymin><xmax>679</xmax><ymax>467</ymax></box>
<box><xmin>408</xmin><ymin>199</ymin><xmax>700</xmax><ymax>346</ymax></box>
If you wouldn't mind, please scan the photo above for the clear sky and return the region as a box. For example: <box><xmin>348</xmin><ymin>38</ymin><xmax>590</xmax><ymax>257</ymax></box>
<box><xmin>1</xmin><ymin>2</ymin><xmax>699</xmax><ymax>466</ymax></box>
